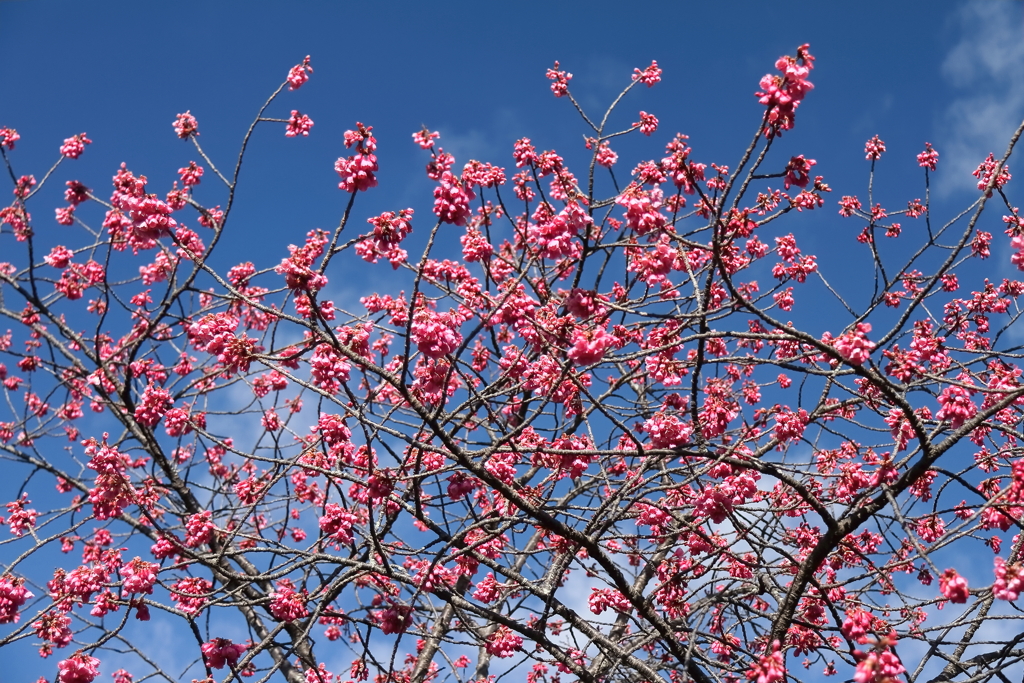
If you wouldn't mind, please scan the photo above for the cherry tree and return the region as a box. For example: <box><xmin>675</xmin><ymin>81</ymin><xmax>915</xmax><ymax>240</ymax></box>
<box><xmin>2</xmin><ymin>45</ymin><xmax>1024</xmax><ymax>683</ymax></box>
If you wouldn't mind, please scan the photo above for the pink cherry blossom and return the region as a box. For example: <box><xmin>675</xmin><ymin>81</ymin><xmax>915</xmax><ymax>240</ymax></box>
<box><xmin>917</xmin><ymin>142</ymin><xmax>939</xmax><ymax>170</ymax></box>
<box><xmin>433</xmin><ymin>171</ymin><xmax>475</xmax><ymax>226</ymax></box>
<box><xmin>546</xmin><ymin>61</ymin><xmax>572</xmax><ymax>98</ymax></box>
<box><xmin>201</xmin><ymin>637</ymin><xmax>247</xmax><ymax>669</ymax></box>
<box><xmin>287</xmin><ymin>56</ymin><xmax>313</xmax><ymax>90</ymax></box>
<box><xmin>864</xmin><ymin>135</ymin><xmax>886</xmax><ymax>161</ymax></box>
<box><xmin>57</xmin><ymin>652</ymin><xmax>101</xmax><ymax>683</ymax></box>
<box><xmin>936</xmin><ymin>385</ymin><xmax>977</xmax><ymax>429</ymax></box>
<box><xmin>939</xmin><ymin>568</ymin><xmax>969</xmax><ymax>603</ymax></box>
<box><xmin>412</xmin><ymin>127</ymin><xmax>440</xmax><ymax>149</ymax></box>
<box><xmin>0</xmin><ymin>126</ymin><xmax>19</xmax><ymax>149</ymax></box>
<box><xmin>0</xmin><ymin>574</ymin><xmax>33</xmax><ymax>623</ymax></box>
<box><xmin>632</xmin><ymin>60</ymin><xmax>662</xmax><ymax>87</ymax></box>
<box><xmin>832</xmin><ymin>323</ymin><xmax>875</xmax><ymax>366</ymax></box>
<box><xmin>120</xmin><ymin>557</ymin><xmax>158</xmax><ymax>594</ymax></box>
<box><xmin>635</xmin><ymin>111</ymin><xmax>658</xmax><ymax>136</ymax></box>
<box><xmin>746</xmin><ymin>642</ymin><xmax>786</xmax><ymax>683</ymax></box>
<box><xmin>268</xmin><ymin>579</ymin><xmax>309</xmax><ymax>621</ymax></box>
<box><xmin>60</xmin><ymin>133</ymin><xmax>92</xmax><ymax>159</ymax></box>
<box><xmin>486</xmin><ymin>625</ymin><xmax>523</xmax><ymax>658</ymax></box>
<box><xmin>286</xmin><ymin>111</ymin><xmax>314</xmax><ymax>137</ymax></box>
<box><xmin>994</xmin><ymin>557</ymin><xmax>1024</xmax><ymax>601</ymax></box>
<box><xmin>172</xmin><ymin>111</ymin><xmax>199</xmax><ymax>139</ymax></box>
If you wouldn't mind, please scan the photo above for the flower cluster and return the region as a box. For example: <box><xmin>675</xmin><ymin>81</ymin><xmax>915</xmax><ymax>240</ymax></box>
<box><xmin>0</xmin><ymin>575</ymin><xmax>33</xmax><ymax>623</ymax></box>
<box><xmin>864</xmin><ymin>135</ymin><xmax>886</xmax><ymax>161</ymax></box>
<box><xmin>201</xmin><ymin>638</ymin><xmax>247</xmax><ymax>669</ymax></box>
<box><xmin>755</xmin><ymin>44</ymin><xmax>814</xmax><ymax>137</ymax></box>
<box><xmin>973</xmin><ymin>152</ymin><xmax>1011</xmax><ymax>196</ymax></box>
<box><xmin>832</xmin><ymin>323</ymin><xmax>875</xmax><ymax>366</ymax></box>
<box><xmin>433</xmin><ymin>171</ymin><xmax>475</xmax><ymax>226</ymax></box>
<box><xmin>632</xmin><ymin>60</ymin><xmax>662</xmax><ymax>87</ymax></box>
<box><xmin>172</xmin><ymin>111</ymin><xmax>199</xmax><ymax>139</ymax></box>
<box><xmin>57</xmin><ymin>653</ymin><xmax>101</xmax><ymax>683</ymax></box>
<box><xmin>287</xmin><ymin>56</ymin><xmax>313</xmax><ymax>90</ymax></box>
<box><xmin>286</xmin><ymin>111</ymin><xmax>314</xmax><ymax>137</ymax></box>
<box><xmin>60</xmin><ymin>133</ymin><xmax>92</xmax><ymax>159</ymax></box>
<box><xmin>336</xmin><ymin>122</ymin><xmax>378</xmax><ymax>193</ymax></box>
<box><xmin>268</xmin><ymin>579</ymin><xmax>309</xmax><ymax>622</ymax></box>
<box><xmin>546</xmin><ymin>61</ymin><xmax>572</xmax><ymax>97</ymax></box>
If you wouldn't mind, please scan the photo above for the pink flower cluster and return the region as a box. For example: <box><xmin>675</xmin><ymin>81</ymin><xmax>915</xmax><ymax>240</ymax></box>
<box><xmin>319</xmin><ymin>503</ymin><xmax>358</xmax><ymax>544</ymax></box>
<box><xmin>973</xmin><ymin>153</ymin><xmax>1011</xmax><ymax>196</ymax></box>
<box><xmin>784</xmin><ymin>155</ymin><xmax>816</xmax><ymax>189</ymax></box>
<box><xmin>268</xmin><ymin>579</ymin><xmax>309</xmax><ymax>621</ymax></box>
<box><xmin>588</xmin><ymin>587</ymin><xmax>632</xmax><ymax>615</ymax></box>
<box><xmin>486</xmin><ymin>625</ymin><xmax>524</xmax><ymax>658</ymax></box>
<box><xmin>864</xmin><ymin>135</ymin><xmax>886</xmax><ymax>161</ymax></box>
<box><xmin>172</xmin><ymin>111</ymin><xmax>199</xmax><ymax>139</ymax></box>
<box><xmin>939</xmin><ymin>568</ymin><xmax>969</xmax><ymax>603</ymax></box>
<box><xmin>0</xmin><ymin>574</ymin><xmax>33</xmax><ymax>623</ymax></box>
<box><xmin>642</xmin><ymin>411</ymin><xmax>694</xmax><ymax>449</ymax></box>
<box><xmin>120</xmin><ymin>557</ymin><xmax>158</xmax><ymax>594</ymax></box>
<box><xmin>177</xmin><ymin>161</ymin><xmax>203</xmax><ymax>187</ymax></box>
<box><xmin>433</xmin><ymin>171</ymin><xmax>475</xmax><ymax>226</ymax></box>
<box><xmin>0</xmin><ymin>126</ymin><xmax>19</xmax><ymax>149</ymax></box>
<box><xmin>276</xmin><ymin>229</ymin><xmax>329</xmax><ymax>292</ymax></box>
<box><xmin>935</xmin><ymin>385</ymin><xmax>977</xmax><ymax>429</ymax></box>
<box><xmin>286</xmin><ymin>111</ymin><xmax>314</xmax><ymax>137</ymax></box>
<box><xmin>566</xmin><ymin>325</ymin><xmax>616</xmax><ymax>365</ymax></box>
<box><xmin>201</xmin><ymin>637</ymin><xmax>247</xmax><ymax>669</ymax></box>
<box><xmin>832</xmin><ymin>322</ymin><xmax>875</xmax><ymax>366</ymax></box>
<box><xmin>109</xmin><ymin>164</ymin><xmax>179</xmax><ymax>250</ymax></box>
<box><xmin>410</xmin><ymin>307</ymin><xmax>464</xmax><ymax>359</ymax></box>
<box><xmin>184</xmin><ymin>510</ymin><xmax>215</xmax><ymax>547</ymax></box>
<box><xmin>287</xmin><ymin>56</ymin><xmax>313</xmax><ymax>90</ymax></box>
<box><xmin>755</xmin><ymin>44</ymin><xmax>814</xmax><ymax>137</ymax></box>
<box><xmin>310</xmin><ymin>343</ymin><xmax>351</xmax><ymax>394</ymax></box>
<box><xmin>412</xmin><ymin>127</ymin><xmax>439</xmax><ymax>150</ymax></box>
<box><xmin>335</xmin><ymin>122</ymin><xmax>378</xmax><ymax>193</ymax></box>
<box><xmin>994</xmin><ymin>557</ymin><xmax>1024</xmax><ymax>601</ymax></box>
<box><xmin>546</xmin><ymin>61</ymin><xmax>572</xmax><ymax>98</ymax></box>
<box><xmin>6</xmin><ymin>493</ymin><xmax>38</xmax><ymax>536</ymax></box>
<box><xmin>57</xmin><ymin>652</ymin><xmax>101</xmax><ymax>683</ymax></box>
<box><xmin>634</xmin><ymin>111</ymin><xmax>658</xmax><ymax>136</ymax></box>
<box><xmin>852</xmin><ymin>644</ymin><xmax>905</xmax><ymax>683</ymax></box>
<box><xmin>60</xmin><ymin>133</ymin><xmax>92</xmax><ymax>159</ymax></box>
<box><xmin>632</xmin><ymin>60</ymin><xmax>662</xmax><ymax>87</ymax></box>
<box><xmin>773</xmin><ymin>408</ymin><xmax>808</xmax><ymax>447</ymax></box>
<box><xmin>374</xmin><ymin>603</ymin><xmax>413</xmax><ymax>634</ymax></box>
<box><xmin>32</xmin><ymin>610</ymin><xmax>73</xmax><ymax>649</ymax></box>
<box><xmin>746</xmin><ymin>641</ymin><xmax>785</xmax><ymax>683</ymax></box>
<box><xmin>134</xmin><ymin>383</ymin><xmax>172</xmax><ymax>427</ymax></box>
<box><xmin>356</xmin><ymin>209</ymin><xmax>413</xmax><ymax>267</ymax></box>
<box><xmin>169</xmin><ymin>576</ymin><xmax>212</xmax><ymax>615</ymax></box>
<box><xmin>83</xmin><ymin>436</ymin><xmax>137</xmax><ymax>520</ymax></box>
<box><xmin>917</xmin><ymin>142</ymin><xmax>939</xmax><ymax>171</ymax></box>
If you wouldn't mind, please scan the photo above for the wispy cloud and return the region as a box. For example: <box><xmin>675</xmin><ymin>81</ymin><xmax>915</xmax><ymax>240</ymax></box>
<box><xmin>937</xmin><ymin>2</ymin><xmax>1024</xmax><ymax>196</ymax></box>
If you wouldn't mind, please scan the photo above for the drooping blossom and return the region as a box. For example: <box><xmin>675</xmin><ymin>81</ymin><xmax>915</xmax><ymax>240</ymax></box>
<box><xmin>632</xmin><ymin>61</ymin><xmax>662</xmax><ymax>87</ymax></box>
<box><xmin>286</xmin><ymin>111</ymin><xmax>314</xmax><ymax>137</ymax></box>
<box><xmin>201</xmin><ymin>638</ymin><xmax>247</xmax><ymax>669</ymax></box>
<box><xmin>917</xmin><ymin>142</ymin><xmax>939</xmax><ymax>171</ymax></box>
<box><xmin>939</xmin><ymin>568</ymin><xmax>969</xmax><ymax>603</ymax></box>
<box><xmin>60</xmin><ymin>133</ymin><xmax>92</xmax><ymax>159</ymax></box>
<box><xmin>173</xmin><ymin>111</ymin><xmax>199</xmax><ymax>139</ymax></box>
<box><xmin>57</xmin><ymin>652</ymin><xmax>101</xmax><ymax>683</ymax></box>
<box><xmin>287</xmin><ymin>56</ymin><xmax>313</xmax><ymax>90</ymax></box>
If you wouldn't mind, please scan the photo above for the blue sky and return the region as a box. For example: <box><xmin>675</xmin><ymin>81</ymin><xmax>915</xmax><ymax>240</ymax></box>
<box><xmin>2</xmin><ymin>0</ymin><xmax>1022</xmax><ymax>312</ymax></box>
<box><xmin>3</xmin><ymin>1</ymin><xmax>1024</xmax><ymax>681</ymax></box>
<box><xmin>2</xmin><ymin>1</ymin><xmax>1021</xmax><ymax>291</ymax></box>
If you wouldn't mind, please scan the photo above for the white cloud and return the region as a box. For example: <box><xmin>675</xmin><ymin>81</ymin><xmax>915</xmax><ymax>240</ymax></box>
<box><xmin>937</xmin><ymin>2</ymin><xmax>1024</xmax><ymax>196</ymax></box>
